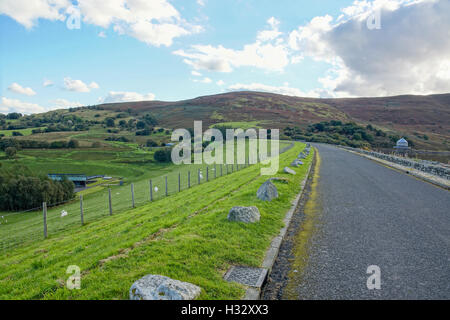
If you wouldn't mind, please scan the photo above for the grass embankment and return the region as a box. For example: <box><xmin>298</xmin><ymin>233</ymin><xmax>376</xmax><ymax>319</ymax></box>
<box><xmin>0</xmin><ymin>142</ymin><xmax>312</xmax><ymax>300</ymax></box>
<box><xmin>0</xmin><ymin>140</ymin><xmax>292</xmax><ymax>251</ymax></box>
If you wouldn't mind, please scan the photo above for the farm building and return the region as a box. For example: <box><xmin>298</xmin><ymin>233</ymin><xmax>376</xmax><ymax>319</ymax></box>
<box><xmin>47</xmin><ymin>174</ymin><xmax>103</xmax><ymax>187</ymax></box>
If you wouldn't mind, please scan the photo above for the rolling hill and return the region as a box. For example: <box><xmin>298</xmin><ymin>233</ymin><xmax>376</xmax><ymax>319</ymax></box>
<box><xmin>99</xmin><ymin>91</ymin><xmax>450</xmax><ymax>150</ymax></box>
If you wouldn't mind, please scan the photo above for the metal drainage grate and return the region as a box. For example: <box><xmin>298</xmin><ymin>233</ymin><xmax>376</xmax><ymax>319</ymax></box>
<box><xmin>224</xmin><ymin>266</ymin><xmax>268</xmax><ymax>288</ymax></box>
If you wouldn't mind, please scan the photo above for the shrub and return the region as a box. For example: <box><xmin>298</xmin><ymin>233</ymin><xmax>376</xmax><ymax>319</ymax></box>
<box><xmin>5</xmin><ymin>147</ymin><xmax>17</xmax><ymax>158</ymax></box>
<box><xmin>146</xmin><ymin>139</ymin><xmax>158</xmax><ymax>147</ymax></box>
<box><xmin>105</xmin><ymin>118</ymin><xmax>115</xmax><ymax>127</ymax></box>
<box><xmin>68</xmin><ymin>140</ymin><xmax>79</xmax><ymax>148</ymax></box>
<box><xmin>154</xmin><ymin>148</ymin><xmax>172</xmax><ymax>162</ymax></box>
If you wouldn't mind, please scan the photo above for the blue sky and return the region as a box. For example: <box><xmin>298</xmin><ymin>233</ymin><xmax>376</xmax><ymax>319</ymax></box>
<box><xmin>1</xmin><ymin>0</ymin><xmax>449</xmax><ymax>114</ymax></box>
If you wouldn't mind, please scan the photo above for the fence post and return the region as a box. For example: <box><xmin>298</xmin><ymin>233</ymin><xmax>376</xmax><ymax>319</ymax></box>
<box><xmin>226</xmin><ymin>164</ymin><xmax>228</xmax><ymax>175</ymax></box>
<box><xmin>108</xmin><ymin>188</ymin><xmax>112</xmax><ymax>216</ymax></box>
<box><xmin>178</xmin><ymin>173</ymin><xmax>181</xmax><ymax>192</ymax></box>
<box><xmin>80</xmin><ymin>195</ymin><xmax>84</xmax><ymax>225</ymax></box>
<box><xmin>150</xmin><ymin>179</ymin><xmax>153</xmax><ymax>201</ymax></box>
<box><xmin>43</xmin><ymin>202</ymin><xmax>47</xmax><ymax>239</ymax></box>
<box><xmin>198</xmin><ymin>168</ymin><xmax>200</xmax><ymax>184</ymax></box>
<box><xmin>165</xmin><ymin>176</ymin><xmax>168</xmax><ymax>196</ymax></box>
<box><xmin>207</xmin><ymin>166</ymin><xmax>209</xmax><ymax>181</ymax></box>
<box><xmin>188</xmin><ymin>171</ymin><xmax>191</xmax><ymax>188</ymax></box>
<box><xmin>214</xmin><ymin>164</ymin><xmax>217</xmax><ymax>178</ymax></box>
<box><xmin>131</xmin><ymin>183</ymin><xmax>135</xmax><ymax>208</ymax></box>
<box><xmin>220</xmin><ymin>164</ymin><xmax>223</xmax><ymax>176</ymax></box>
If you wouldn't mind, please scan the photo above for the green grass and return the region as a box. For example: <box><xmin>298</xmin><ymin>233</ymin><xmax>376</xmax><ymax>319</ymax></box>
<box><xmin>0</xmin><ymin>140</ymin><xmax>293</xmax><ymax>250</ymax></box>
<box><xmin>0</xmin><ymin>127</ymin><xmax>47</xmax><ymax>137</ymax></box>
<box><xmin>0</xmin><ymin>142</ymin><xmax>312</xmax><ymax>300</ymax></box>
<box><xmin>212</xmin><ymin>121</ymin><xmax>265</xmax><ymax>129</ymax></box>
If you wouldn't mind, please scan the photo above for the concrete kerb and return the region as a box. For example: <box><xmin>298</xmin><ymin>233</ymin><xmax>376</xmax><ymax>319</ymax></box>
<box><xmin>243</xmin><ymin>147</ymin><xmax>316</xmax><ymax>300</ymax></box>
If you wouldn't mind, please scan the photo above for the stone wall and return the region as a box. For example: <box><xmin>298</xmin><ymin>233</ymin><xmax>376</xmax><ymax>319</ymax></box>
<box><xmin>342</xmin><ymin>147</ymin><xmax>450</xmax><ymax>180</ymax></box>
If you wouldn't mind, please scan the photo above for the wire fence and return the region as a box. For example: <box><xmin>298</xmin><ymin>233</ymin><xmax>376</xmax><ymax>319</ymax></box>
<box><xmin>0</xmin><ymin>142</ymin><xmax>295</xmax><ymax>253</ymax></box>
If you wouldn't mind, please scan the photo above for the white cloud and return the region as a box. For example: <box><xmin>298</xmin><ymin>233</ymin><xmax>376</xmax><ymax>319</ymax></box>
<box><xmin>100</xmin><ymin>91</ymin><xmax>156</xmax><ymax>103</ymax></box>
<box><xmin>51</xmin><ymin>98</ymin><xmax>83</xmax><ymax>108</ymax></box>
<box><xmin>193</xmin><ymin>77</ymin><xmax>212</xmax><ymax>84</ymax></box>
<box><xmin>216</xmin><ymin>80</ymin><xmax>225</xmax><ymax>86</ymax></box>
<box><xmin>191</xmin><ymin>70</ymin><xmax>202</xmax><ymax>76</ymax></box>
<box><xmin>89</xmin><ymin>81</ymin><xmax>99</xmax><ymax>89</ymax></box>
<box><xmin>0</xmin><ymin>0</ymin><xmax>69</xmax><ymax>29</ymax></box>
<box><xmin>174</xmin><ymin>17</ymin><xmax>288</xmax><ymax>73</ymax></box>
<box><xmin>197</xmin><ymin>0</ymin><xmax>206</xmax><ymax>6</ymax></box>
<box><xmin>257</xmin><ymin>17</ymin><xmax>282</xmax><ymax>42</ymax></box>
<box><xmin>0</xmin><ymin>0</ymin><xmax>201</xmax><ymax>47</ymax></box>
<box><xmin>43</xmin><ymin>78</ymin><xmax>54</xmax><ymax>87</ymax></box>
<box><xmin>98</xmin><ymin>31</ymin><xmax>106</xmax><ymax>38</ymax></box>
<box><xmin>288</xmin><ymin>0</ymin><xmax>450</xmax><ymax>96</ymax></box>
<box><xmin>0</xmin><ymin>97</ymin><xmax>46</xmax><ymax>114</ymax></box>
<box><xmin>7</xmin><ymin>82</ymin><xmax>36</xmax><ymax>96</ymax></box>
<box><xmin>63</xmin><ymin>77</ymin><xmax>99</xmax><ymax>92</ymax></box>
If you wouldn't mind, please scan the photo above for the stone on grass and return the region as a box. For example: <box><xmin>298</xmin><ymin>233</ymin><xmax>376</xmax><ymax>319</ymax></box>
<box><xmin>228</xmin><ymin>206</ymin><xmax>260</xmax><ymax>223</ymax></box>
<box><xmin>256</xmin><ymin>180</ymin><xmax>278</xmax><ymax>201</ymax></box>
<box><xmin>130</xmin><ymin>275</ymin><xmax>201</xmax><ymax>300</ymax></box>
<box><xmin>284</xmin><ymin>167</ymin><xmax>296</xmax><ymax>175</ymax></box>
<box><xmin>269</xmin><ymin>177</ymin><xmax>290</xmax><ymax>184</ymax></box>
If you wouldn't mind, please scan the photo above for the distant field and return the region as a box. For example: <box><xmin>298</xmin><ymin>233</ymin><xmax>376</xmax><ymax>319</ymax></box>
<box><xmin>0</xmin><ymin>141</ymin><xmax>312</xmax><ymax>300</ymax></box>
<box><xmin>0</xmin><ymin>127</ymin><xmax>46</xmax><ymax>137</ymax></box>
<box><xmin>212</xmin><ymin>121</ymin><xmax>265</xmax><ymax>129</ymax></box>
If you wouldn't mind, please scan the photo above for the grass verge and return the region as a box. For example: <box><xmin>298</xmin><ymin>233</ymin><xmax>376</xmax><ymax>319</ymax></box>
<box><xmin>0</xmin><ymin>142</ymin><xmax>313</xmax><ymax>300</ymax></box>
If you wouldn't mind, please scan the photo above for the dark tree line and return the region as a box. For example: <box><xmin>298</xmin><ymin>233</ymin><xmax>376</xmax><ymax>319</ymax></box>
<box><xmin>0</xmin><ymin>139</ymin><xmax>79</xmax><ymax>151</ymax></box>
<box><xmin>0</xmin><ymin>166</ymin><xmax>75</xmax><ymax>211</ymax></box>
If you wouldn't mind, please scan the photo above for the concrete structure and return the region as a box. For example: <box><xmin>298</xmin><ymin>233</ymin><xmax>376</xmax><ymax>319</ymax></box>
<box><xmin>48</xmin><ymin>174</ymin><xmax>104</xmax><ymax>187</ymax></box>
<box><xmin>394</xmin><ymin>138</ymin><xmax>410</xmax><ymax>153</ymax></box>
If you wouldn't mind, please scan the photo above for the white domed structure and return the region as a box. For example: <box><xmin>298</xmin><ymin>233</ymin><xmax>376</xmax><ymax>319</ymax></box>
<box><xmin>396</xmin><ymin>138</ymin><xmax>409</xmax><ymax>147</ymax></box>
<box><xmin>394</xmin><ymin>137</ymin><xmax>410</xmax><ymax>153</ymax></box>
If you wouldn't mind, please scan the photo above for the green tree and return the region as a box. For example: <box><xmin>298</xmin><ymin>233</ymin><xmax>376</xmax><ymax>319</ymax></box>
<box><xmin>68</xmin><ymin>140</ymin><xmax>79</xmax><ymax>148</ymax></box>
<box><xmin>105</xmin><ymin>118</ymin><xmax>115</xmax><ymax>127</ymax></box>
<box><xmin>154</xmin><ymin>148</ymin><xmax>172</xmax><ymax>162</ymax></box>
<box><xmin>146</xmin><ymin>139</ymin><xmax>158</xmax><ymax>147</ymax></box>
<box><xmin>5</xmin><ymin>147</ymin><xmax>17</xmax><ymax>159</ymax></box>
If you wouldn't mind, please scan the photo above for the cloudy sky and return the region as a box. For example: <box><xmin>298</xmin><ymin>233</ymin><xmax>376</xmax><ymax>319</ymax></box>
<box><xmin>0</xmin><ymin>0</ymin><xmax>449</xmax><ymax>114</ymax></box>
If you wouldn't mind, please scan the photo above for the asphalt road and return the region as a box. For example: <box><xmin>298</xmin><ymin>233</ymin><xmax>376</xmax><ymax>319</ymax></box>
<box><xmin>288</xmin><ymin>144</ymin><xmax>450</xmax><ymax>299</ymax></box>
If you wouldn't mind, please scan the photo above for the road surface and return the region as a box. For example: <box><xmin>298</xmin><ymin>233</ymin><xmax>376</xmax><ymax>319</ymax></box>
<box><xmin>267</xmin><ymin>144</ymin><xmax>450</xmax><ymax>299</ymax></box>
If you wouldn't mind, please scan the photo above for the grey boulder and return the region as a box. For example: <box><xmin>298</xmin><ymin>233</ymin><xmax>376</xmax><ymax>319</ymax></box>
<box><xmin>284</xmin><ymin>167</ymin><xmax>296</xmax><ymax>175</ymax></box>
<box><xmin>228</xmin><ymin>206</ymin><xmax>260</xmax><ymax>223</ymax></box>
<box><xmin>256</xmin><ymin>180</ymin><xmax>278</xmax><ymax>201</ymax></box>
<box><xmin>130</xmin><ymin>275</ymin><xmax>201</xmax><ymax>300</ymax></box>
<box><xmin>291</xmin><ymin>160</ymin><xmax>303</xmax><ymax>167</ymax></box>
